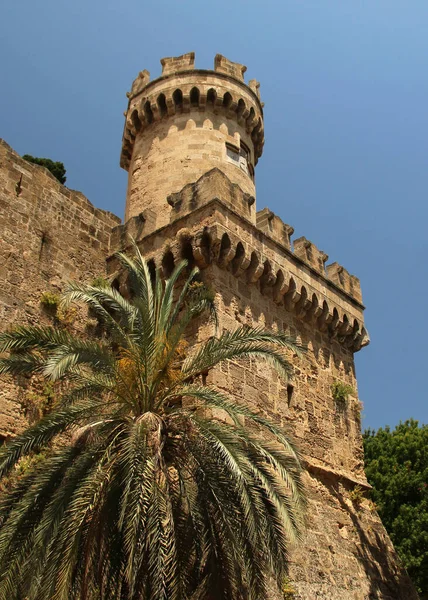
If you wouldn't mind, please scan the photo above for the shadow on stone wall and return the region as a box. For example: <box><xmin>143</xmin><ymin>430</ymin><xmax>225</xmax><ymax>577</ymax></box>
<box><xmin>326</xmin><ymin>475</ymin><xmax>419</xmax><ymax>600</ymax></box>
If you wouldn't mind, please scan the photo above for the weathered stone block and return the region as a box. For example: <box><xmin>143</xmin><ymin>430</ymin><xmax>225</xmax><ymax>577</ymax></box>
<box><xmin>160</xmin><ymin>52</ymin><xmax>195</xmax><ymax>76</ymax></box>
<box><xmin>294</xmin><ymin>236</ymin><xmax>328</xmax><ymax>275</ymax></box>
<box><xmin>214</xmin><ymin>53</ymin><xmax>247</xmax><ymax>81</ymax></box>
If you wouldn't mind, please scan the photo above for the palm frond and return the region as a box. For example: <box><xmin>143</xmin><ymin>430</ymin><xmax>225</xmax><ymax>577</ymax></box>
<box><xmin>0</xmin><ymin>249</ymin><xmax>307</xmax><ymax>599</ymax></box>
<box><xmin>0</xmin><ymin>400</ymin><xmax>106</xmax><ymax>478</ymax></box>
<box><xmin>181</xmin><ymin>325</ymin><xmax>304</xmax><ymax>380</ymax></box>
<box><xmin>167</xmin><ymin>383</ymin><xmax>303</xmax><ymax>463</ymax></box>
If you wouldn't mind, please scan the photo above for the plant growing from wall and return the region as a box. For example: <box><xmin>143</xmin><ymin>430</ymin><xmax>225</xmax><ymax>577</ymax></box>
<box><xmin>23</xmin><ymin>381</ymin><xmax>56</xmax><ymax>423</ymax></box>
<box><xmin>0</xmin><ymin>246</ymin><xmax>307</xmax><ymax>600</ymax></box>
<box><xmin>22</xmin><ymin>155</ymin><xmax>66</xmax><ymax>184</ymax></box>
<box><xmin>0</xmin><ymin>451</ymin><xmax>48</xmax><ymax>494</ymax></box>
<box><xmin>282</xmin><ymin>576</ymin><xmax>297</xmax><ymax>599</ymax></box>
<box><xmin>349</xmin><ymin>485</ymin><xmax>365</xmax><ymax>509</ymax></box>
<box><xmin>331</xmin><ymin>380</ymin><xmax>354</xmax><ymax>404</ymax></box>
<box><xmin>91</xmin><ymin>276</ymin><xmax>110</xmax><ymax>288</ymax></box>
<box><xmin>40</xmin><ymin>291</ymin><xmax>60</xmax><ymax>312</ymax></box>
<box><xmin>55</xmin><ymin>304</ymin><xmax>76</xmax><ymax>327</ymax></box>
<box><xmin>40</xmin><ymin>291</ymin><xmax>76</xmax><ymax>327</ymax></box>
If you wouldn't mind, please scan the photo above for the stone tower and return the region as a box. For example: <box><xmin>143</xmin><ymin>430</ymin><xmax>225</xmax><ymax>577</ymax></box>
<box><xmin>121</xmin><ymin>52</ymin><xmax>263</xmax><ymax>225</ymax></box>
<box><xmin>113</xmin><ymin>53</ymin><xmax>418</xmax><ymax>600</ymax></box>
<box><xmin>0</xmin><ymin>53</ymin><xmax>419</xmax><ymax>599</ymax></box>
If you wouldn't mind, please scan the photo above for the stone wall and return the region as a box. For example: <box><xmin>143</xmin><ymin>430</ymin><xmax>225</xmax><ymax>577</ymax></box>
<box><xmin>109</xmin><ymin>198</ymin><xmax>367</xmax><ymax>479</ymax></box>
<box><xmin>209</xmin><ymin>262</ymin><xmax>413</xmax><ymax>599</ymax></box>
<box><xmin>0</xmin><ymin>135</ymin><xmax>418</xmax><ymax>597</ymax></box>
<box><xmin>0</xmin><ymin>139</ymin><xmax>120</xmax><ymax>436</ymax></box>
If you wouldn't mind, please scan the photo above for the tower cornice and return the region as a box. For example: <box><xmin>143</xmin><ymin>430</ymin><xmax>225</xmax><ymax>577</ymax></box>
<box><xmin>121</xmin><ymin>53</ymin><xmax>265</xmax><ymax>171</ymax></box>
<box><xmin>126</xmin><ymin>70</ymin><xmax>264</xmax><ymax>112</ymax></box>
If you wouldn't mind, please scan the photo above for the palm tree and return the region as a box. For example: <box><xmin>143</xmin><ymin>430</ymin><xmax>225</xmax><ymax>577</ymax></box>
<box><xmin>0</xmin><ymin>245</ymin><xmax>306</xmax><ymax>600</ymax></box>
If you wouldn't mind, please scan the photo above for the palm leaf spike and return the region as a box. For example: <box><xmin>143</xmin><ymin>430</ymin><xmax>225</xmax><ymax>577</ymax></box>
<box><xmin>0</xmin><ymin>247</ymin><xmax>306</xmax><ymax>599</ymax></box>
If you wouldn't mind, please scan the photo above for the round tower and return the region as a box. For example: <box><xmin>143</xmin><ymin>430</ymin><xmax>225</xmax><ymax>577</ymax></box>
<box><xmin>121</xmin><ymin>53</ymin><xmax>264</xmax><ymax>225</ymax></box>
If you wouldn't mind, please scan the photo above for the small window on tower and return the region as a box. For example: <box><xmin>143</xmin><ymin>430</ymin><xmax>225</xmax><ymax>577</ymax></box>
<box><xmin>225</xmin><ymin>142</ymin><xmax>253</xmax><ymax>178</ymax></box>
<box><xmin>226</xmin><ymin>143</ymin><xmax>240</xmax><ymax>163</ymax></box>
<box><xmin>239</xmin><ymin>143</ymin><xmax>250</xmax><ymax>175</ymax></box>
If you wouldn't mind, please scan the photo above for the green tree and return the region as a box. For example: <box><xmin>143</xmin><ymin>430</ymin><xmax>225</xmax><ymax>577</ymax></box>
<box><xmin>363</xmin><ymin>420</ymin><xmax>428</xmax><ymax>597</ymax></box>
<box><xmin>22</xmin><ymin>155</ymin><xmax>66</xmax><ymax>184</ymax></box>
<box><xmin>0</xmin><ymin>247</ymin><xmax>306</xmax><ymax>600</ymax></box>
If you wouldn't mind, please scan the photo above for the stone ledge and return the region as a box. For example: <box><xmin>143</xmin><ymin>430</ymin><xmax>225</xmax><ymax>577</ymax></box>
<box><xmin>305</xmin><ymin>459</ymin><xmax>372</xmax><ymax>490</ymax></box>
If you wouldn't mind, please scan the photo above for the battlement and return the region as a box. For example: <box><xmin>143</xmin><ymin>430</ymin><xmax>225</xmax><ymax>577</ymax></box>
<box><xmin>293</xmin><ymin>236</ymin><xmax>328</xmax><ymax>276</ymax></box>
<box><xmin>214</xmin><ymin>54</ymin><xmax>247</xmax><ymax>81</ymax></box>
<box><xmin>256</xmin><ymin>208</ymin><xmax>294</xmax><ymax>249</ymax></box>
<box><xmin>161</xmin><ymin>52</ymin><xmax>195</xmax><ymax>76</ymax></box>
<box><xmin>326</xmin><ymin>262</ymin><xmax>362</xmax><ymax>304</ymax></box>
<box><xmin>126</xmin><ymin>53</ymin><xmax>255</xmax><ymax>98</ymax></box>
<box><xmin>111</xmin><ymin>169</ymin><xmax>365</xmax><ymax>329</ymax></box>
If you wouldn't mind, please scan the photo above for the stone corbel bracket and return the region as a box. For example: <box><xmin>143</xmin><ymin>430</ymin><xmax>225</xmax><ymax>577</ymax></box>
<box><xmin>110</xmin><ymin>223</ymin><xmax>369</xmax><ymax>353</ymax></box>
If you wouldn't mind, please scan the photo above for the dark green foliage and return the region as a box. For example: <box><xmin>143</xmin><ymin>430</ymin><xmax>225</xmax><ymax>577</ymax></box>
<box><xmin>0</xmin><ymin>246</ymin><xmax>307</xmax><ymax>600</ymax></box>
<box><xmin>22</xmin><ymin>155</ymin><xmax>66</xmax><ymax>184</ymax></box>
<box><xmin>363</xmin><ymin>420</ymin><xmax>428</xmax><ymax>596</ymax></box>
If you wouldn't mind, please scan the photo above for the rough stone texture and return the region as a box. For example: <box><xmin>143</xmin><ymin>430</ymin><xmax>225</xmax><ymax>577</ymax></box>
<box><xmin>0</xmin><ymin>52</ymin><xmax>419</xmax><ymax>599</ymax></box>
<box><xmin>109</xmin><ymin>195</ymin><xmax>416</xmax><ymax>599</ymax></box>
<box><xmin>161</xmin><ymin>51</ymin><xmax>195</xmax><ymax>76</ymax></box>
<box><xmin>0</xmin><ymin>138</ymin><xmax>120</xmax><ymax>437</ymax></box>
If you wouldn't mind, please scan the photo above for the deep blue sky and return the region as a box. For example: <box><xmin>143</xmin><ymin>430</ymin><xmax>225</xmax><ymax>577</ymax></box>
<box><xmin>1</xmin><ymin>1</ymin><xmax>427</xmax><ymax>431</ymax></box>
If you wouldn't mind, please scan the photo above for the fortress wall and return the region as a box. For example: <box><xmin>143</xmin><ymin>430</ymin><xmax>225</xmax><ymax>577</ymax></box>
<box><xmin>208</xmin><ymin>261</ymin><xmax>413</xmax><ymax>599</ymax></box>
<box><xmin>110</xmin><ymin>201</ymin><xmax>366</xmax><ymax>479</ymax></box>
<box><xmin>0</xmin><ymin>46</ymin><xmax>419</xmax><ymax>598</ymax></box>
<box><xmin>108</xmin><ymin>198</ymin><xmax>416</xmax><ymax>600</ymax></box>
<box><xmin>0</xmin><ymin>139</ymin><xmax>120</xmax><ymax>437</ymax></box>
<box><xmin>209</xmin><ymin>260</ymin><xmax>363</xmax><ymax>476</ymax></box>
<box><xmin>0</xmin><ymin>136</ymin><xmax>416</xmax><ymax>598</ymax></box>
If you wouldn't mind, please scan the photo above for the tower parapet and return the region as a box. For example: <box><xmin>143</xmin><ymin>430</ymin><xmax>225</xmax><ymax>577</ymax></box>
<box><xmin>121</xmin><ymin>53</ymin><xmax>264</xmax><ymax>225</ymax></box>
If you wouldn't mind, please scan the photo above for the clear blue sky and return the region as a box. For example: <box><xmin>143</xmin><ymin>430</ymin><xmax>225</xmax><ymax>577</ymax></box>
<box><xmin>1</xmin><ymin>0</ymin><xmax>427</xmax><ymax>431</ymax></box>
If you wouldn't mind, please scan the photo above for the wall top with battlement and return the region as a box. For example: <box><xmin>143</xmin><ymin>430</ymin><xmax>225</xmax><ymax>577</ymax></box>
<box><xmin>111</xmin><ymin>168</ymin><xmax>367</xmax><ymax>346</ymax></box>
<box><xmin>126</xmin><ymin>53</ymin><xmax>262</xmax><ymax>102</ymax></box>
<box><xmin>121</xmin><ymin>53</ymin><xmax>264</xmax><ymax>170</ymax></box>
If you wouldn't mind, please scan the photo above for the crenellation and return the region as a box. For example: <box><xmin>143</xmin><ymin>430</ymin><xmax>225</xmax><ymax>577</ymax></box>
<box><xmin>248</xmin><ymin>78</ymin><xmax>261</xmax><ymax>99</ymax></box>
<box><xmin>254</xmin><ymin>208</ymin><xmax>362</xmax><ymax>304</ymax></box>
<box><xmin>121</xmin><ymin>53</ymin><xmax>264</xmax><ymax>223</ymax></box>
<box><xmin>214</xmin><ymin>53</ymin><xmax>247</xmax><ymax>81</ymax></box>
<box><xmin>327</xmin><ymin>262</ymin><xmax>363</xmax><ymax>304</ymax></box>
<box><xmin>160</xmin><ymin>52</ymin><xmax>195</xmax><ymax>76</ymax></box>
<box><xmin>256</xmin><ymin>207</ymin><xmax>294</xmax><ymax>249</ymax></box>
<box><xmin>294</xmin><ymin>236</ymin><xmax>328</xmax><ymax>276</ymax></box>
<box><xmin>127</xmin><ymin>69</ymin><xmax>150</xmax><ymax>99</ymax></box>
<box><xmin>110</xmin><ymin>199</ymin><xmax>369</xmax><ymax>354</ymax></box>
